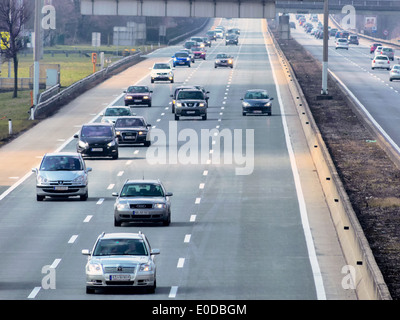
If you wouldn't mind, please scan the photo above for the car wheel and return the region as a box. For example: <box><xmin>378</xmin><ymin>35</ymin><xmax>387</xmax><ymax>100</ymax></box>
<box><xmin>86</xmin><ymin>287</ymin><xmax>95</xmax><ymax>294</ymax></box>
<box><xmin>242</xmin><ymin>112</ymin><xmax>246</xmax><ymax>116</ymax></box>
<box><xmin>202</xmin><ymin>114</ymin><xmax>207</xmax><ymax>120</ymax></box>
<box><xmin>268</xmin><ymin>112</ymin><xmax>272</xmax><ymax>116</ymax></box>
<box><xmin>388</xmin><ymin>68</ymin><xmax>391</xmax><ymax>71</ymax></box>
<box><xmin>148</xmin><ymin>103</ymin><xmax>151</xmax><ymax>107</ymax></box>
<box><xmin>80</xmin><ymin>192</ymin><xmax>88</xmax><ymax>201</ymax></box>
<box><xmin>144</xmin><ymin>141</ymin><xmax>151</xmax><ymax>147</ymax></box>
<box><xmin>171</xmin><ymin>79</ymin><xmax>174</xmax><ymax>83</ymax></box>
<box><xmin>163</xmin><ymin>214</ymin><xmax>171</xmax><ymax>226</ymax></box>
<box><xmin>151</xmin><ymin>79</ymin><xmax>154</xmax><ymax>83</ymax></box>
<box><xmin>215</xmin><ymin>65</ymin><xmax>217</xmax><ymax>68</ymax></box>
<box><xmin>175</xmin><ymin>114</ymin><xmax>179</xmax><ymax>121</ymax></box>
<box><xmin>188</xmin><ymin>64</ymin><xmax>191</xmax><ymax>68</ymax></box>
<box><xmin>372</xmin><ymin>67</ymin><xmax>374</xmax><ymax>70</ymax></box>
<box><xmin>172</xmin><ymin>105</ymin><xmax>175</xmax><ymax>113</ymax></box>
<box><xmin>390</xmin><ymin>78</ymin><xmax>393</xmax><ymax>82</ymax></box>
<box><xmin>114</xmin><ymin>217</ymin><xmax>121</xmax><ymax>227</ymax></box>
<box><xmin>112</xmin><ymin>152</ymin><xmax>119</xmax><ymax>160</ymax></box>
<box><xmin>36</xmin><ymin>195</ymin><xmax>45</xmax><ymax>201</ymax></box>
<box><xmin>148</xmin><ymin>279</ymin><xmax>156</xmax><ymax>293</ymax></box>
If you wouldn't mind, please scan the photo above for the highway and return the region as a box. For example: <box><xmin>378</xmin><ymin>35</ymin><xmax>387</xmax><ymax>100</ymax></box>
<box><xmin>0</xmin><ymin>18</ymin><xmax>355</xmax><ymax>300</ymax></box>
<box><xmin>291</xmin><ymin>17</ymin><xmax>400</xmax><ymax>154</ymax></box>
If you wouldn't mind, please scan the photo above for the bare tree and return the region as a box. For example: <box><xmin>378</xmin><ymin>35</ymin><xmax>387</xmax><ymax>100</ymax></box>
<box><xmin>0</xmin><ymin>0</ymin><xmax>32</xmax><ymax>98</ymax></box>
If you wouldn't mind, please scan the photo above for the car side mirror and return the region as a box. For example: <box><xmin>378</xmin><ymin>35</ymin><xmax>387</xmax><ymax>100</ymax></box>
<box><xmin>32</xmin><ymin>168</ymin><xmax>38</xmax><ymax>173</ymax></box>
<box><xmin>166</xmin><ymin>192</ymin><xmax>173</xmax><ymax>197</ymax></box>
<box><xmin>150</xmin><ymin>91</ymin><xmax>153</xmax><ymax>93</ymax></box>
<box><xmin>74</xmin><ymin>134</ymin><xmax>79</xmax><ymax>138</ymax></box>
<box><xmin>112</xmin><ymin>192</ymin><xmax>118</xmax><ymax>197</ymax></box>
<box><xmin>151</xmin><ymin>249</ymin><xmax>160</xmax><ymax>255</ymax></box>
<box><xmin>123</xmin><ymin>90</ymin><xmax>126</xmax><ymax>93</ymax></box>
<box><xmin>81</xmin><ymin>249</ymin><xmax>91</xmax><ymax>255</ymax></box>
<box><xmin>87</xmin><ymin>167</ymin><xmax>92</xmax><ymax>172</ymax></box>
<box><xmin>240</xmin><ymin>98</ymin><xmax>243</xmax><ymax>100</ymax></box>
<box><xmin>147</xmin><ymin>124</ymin><xmax>152</xmax><ymax>127</ymax></box>
<box><xmin>270</xmin><ymin>97</ymin><xmax>274</xmax><ymax>101</ymax></box>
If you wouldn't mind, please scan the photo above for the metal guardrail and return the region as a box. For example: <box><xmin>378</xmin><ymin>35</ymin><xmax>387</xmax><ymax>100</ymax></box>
<box><xmin>31</xmin><ymin>51</ymin><xmax>143</xmax><ymax>120</ymax></box>
<box><xmin>167</xmin><ymin>18</ymin><xmax>211</xmax><ymax>45</ymax></box>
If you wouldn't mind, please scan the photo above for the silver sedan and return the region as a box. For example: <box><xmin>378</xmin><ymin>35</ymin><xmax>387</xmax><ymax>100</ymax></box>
<box><xmin>390</xmin><ymin>64</ymin><xmax>400</xmax><ymax>81</ymax></box>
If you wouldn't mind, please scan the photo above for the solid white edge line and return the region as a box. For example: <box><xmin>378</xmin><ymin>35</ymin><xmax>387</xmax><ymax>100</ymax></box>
<box><xmin>265</xmin><ymin>24</ymin><xmax>326</xmax><ymax>300</ymax></box>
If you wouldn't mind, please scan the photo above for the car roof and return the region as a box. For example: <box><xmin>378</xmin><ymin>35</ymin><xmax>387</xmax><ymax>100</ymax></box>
<box><xmin>246</xmin><ymin>89</ymin><xmax>268</xmax><ymax>92</ymax></box>
<box><xmin>44</xmin><ymin>152</ymin><xmax>81</xmax><ymax>157</ymax></box>
<box><xmin>100</xmin><ymin>232</ymin><xmax>144</xmax><ymax>240</ymax></box>
<box><xmin>115</xmin><ymin>115</ymin><xmax>145</xmax><ymax>120</ymax></box>
<box><xmin>125</xmin><ymin>179</ymin><xmax>162</xmax><ymax>185</ymax></box>
<box><xmin>82</xmin><ymin>122</ymin><xmax>114</xmax><ymax>127</ymax></box>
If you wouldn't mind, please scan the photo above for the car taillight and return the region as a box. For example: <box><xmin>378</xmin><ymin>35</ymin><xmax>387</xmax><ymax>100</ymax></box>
<box><xmin>373</xmin><ymin>60</ymin><xmax>375</xmax><ymax>63</ymax></box>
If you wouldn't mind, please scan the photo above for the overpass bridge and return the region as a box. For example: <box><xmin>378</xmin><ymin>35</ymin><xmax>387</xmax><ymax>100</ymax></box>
<box><xmin>80</xmin><ymin>0</ymin><xmax>400</xmax><ymax>17</ymax></box>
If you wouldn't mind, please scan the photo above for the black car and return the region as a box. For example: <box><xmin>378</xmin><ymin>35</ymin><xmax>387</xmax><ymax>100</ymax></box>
<box><xmin>124</xmin><ymin>85</ymin><xmax>152</xmax><ymax>107</ymax></box>
<box><xmin>241</xmin><ymin>89</ymin><xmax>274</xmax><ymax>116</ymax></box>
<box><xmin>348</xmin><ymin>35</ymin><xmax>359</xmax><ymax>45</ymax></box>
<box><xmin>74</xmin><ymin>123</ymin><xmax>119</xmax><ymax>159</ymax></box>
<box><xmin>226</xmin><ymin>34</ymin><xmax>239</xmax><ymax>45</ymax></box>
<box><xmin>114</xmin><ymin>116</ymin><xmax>152</xmax><ymax>147</ymax></box>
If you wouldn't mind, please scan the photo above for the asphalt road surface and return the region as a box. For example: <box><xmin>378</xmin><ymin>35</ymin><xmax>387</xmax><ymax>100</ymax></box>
<box><xmin>0</xmin><ymin>18</ymin><xmax>356</xmax><ymax>300</ymax></box>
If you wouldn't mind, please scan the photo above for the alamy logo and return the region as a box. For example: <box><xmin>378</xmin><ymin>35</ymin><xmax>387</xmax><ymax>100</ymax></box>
<box><xmin>341</xmin><ymin>5</ymin><xmax>356</xmax><ymax>30</ymax></box>
<box><xmin>42</xmin><ymin>5</ymin><xmax>56</xmax><ymax>30</ymax></box>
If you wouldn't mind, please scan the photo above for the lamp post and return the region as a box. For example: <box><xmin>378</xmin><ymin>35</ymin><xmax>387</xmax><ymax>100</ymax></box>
<box><xmin>321</xmin><ymin>0</ymin><xmax>329</xmax><ymax>95</ymax></box>
<box><xmin>33</xmin><ymin>0</ymin><xmax>41</xmax><ymax>107</ymax></box>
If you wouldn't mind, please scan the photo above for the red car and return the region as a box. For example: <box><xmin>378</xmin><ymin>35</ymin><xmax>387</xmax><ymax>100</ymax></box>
<box><xmin>370</xmin><ymin>43</ymin><xmax>382</xmax><ymax>54</ymax></box>
<box><xmin>192</xmin><ymin>46</ymin><xmax>206</xmax><ymax>60</ymax></box>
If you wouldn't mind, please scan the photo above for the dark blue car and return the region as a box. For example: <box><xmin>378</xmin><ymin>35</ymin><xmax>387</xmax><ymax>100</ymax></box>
<box><xmin>172</xmin><ymin>51</ymin><xmax>191</xmax><ymax>67</ymax></box>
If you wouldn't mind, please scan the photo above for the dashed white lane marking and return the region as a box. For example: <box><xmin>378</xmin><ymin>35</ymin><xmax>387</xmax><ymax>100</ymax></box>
<box><xmin>177</xmin><ymin>258</ymin><xmax>185</xmax><ymax>268</ymax></box>
<box><xmin>134</xmin><ymin>150</ymin><xmax>139</xmax><ymax>155</ymax></box>
<box><xmin>126</xmin><ymin>160</ymin><xmax>132</xmax><ymax>165</ymax></box>
<box><xmin>68</xmin><ymin>235</ymin><xmax>78</xmax><ymax>244</ymax></box>
<box><xmin>83</xmin><ymin>215</ymin><xmax>93</xmax><ymax>223</ymax></box>
<box><xmin>107</xmin><ymin>184</ymin><xmax>114</xmax><ymax>190</ymax></box>
<box><xmin>51</xmin><ymin>258</ymin><xmax>62</xmax><ymax>269</ymax></box>
<box><xmin>195</xmin><ymin>198</ymin><xmax>201</xmax><ymax>204</ymax></box>
<box><xmin>169</xmin><ymin>286</ymin><xmax>178</xmax><ymax>298</ymax></box>
<box><xmin>190</xmin><ymin>215</ymin><xmax>196</xmax><ymax>222</ymax></box>
<box><xmin>117</xmin><ymin>171</ymin><xmax>124</xmax><ymax>177</ymax></box>
<box><xmin>184</xmin><ymin>234</ymin><xmax>191</xmax><ymax>243</ymax></box>
<box><xmin>96</xmin><ymin>198</ymin><xmax>104</xmax><ymax>205</ymax></box>
<box><xmin>199</xmin><ymin>183</ymin><xmax>205</xmax><ymax>189</ymax></box>
<box><xmin>203</xmin><ymin>170</ymin><xmax>208</xmax><ymax>176</ymax></box>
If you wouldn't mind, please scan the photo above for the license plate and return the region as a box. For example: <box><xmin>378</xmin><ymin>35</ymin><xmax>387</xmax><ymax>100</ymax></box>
<box><xmin>253</xmin><ymin>110</ymin><xmax>262</xmax><ymax>113</ymax></box>
<box><xmin>109</xmin><ymin>275</ymin><xmax>130</xmax><ymax>281</ymax></box>
<box><xmin>54</xmin><ymin>186</ymin><xmax>68</xmax><ymax>191</ymax></box>
<box><xmin>134</xmin><ymin>100</ymin><xmax>142</xmax><ymax>102</ymax></box>
<box><xmin>91</xmin><ymin>148</ymin><xmax>103</xmax><ymax>152</ymax></box>
<box><xmin>187</xmin><ymin>111</ymin><xmax>196</xmax><ymax>114</ymax></box>
<box><xmin>124</xmin><ymin>136</ymin><xmax>136</xmax><ymax>140</ymax></box>
<box><xmin>133</xmin><ymin>210</ymin><xmax>150</xmax><ymax>215</ymax></box>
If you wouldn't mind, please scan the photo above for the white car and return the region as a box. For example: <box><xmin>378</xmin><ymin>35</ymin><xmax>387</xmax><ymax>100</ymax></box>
<box><xmin>150</xmin><ymin>62</ymin><xmax>174</xmax><ymax>83</ymax></box>
<box><xmin>335</xmin><ymin>38</ymin><xmax>349</xmax><ymax>50</ymax></box>
<box><xmin>390</xmin><ymin>64</ymin><xmax>400</xmax><ymax>81</ymax></box>
<box><xmin>100</xmin><ymin>106</ymin><xmax>133</xmax><ymax>124</ymax></box>
<box><xmin>374</xmin><ymin>46</ymin><xmax>383</xmax><ymax>56</ymax></box>
<box><xmin>371</xmin><ymin>55</ymin><xmax>391</xmax><ymax>70</ymax></box>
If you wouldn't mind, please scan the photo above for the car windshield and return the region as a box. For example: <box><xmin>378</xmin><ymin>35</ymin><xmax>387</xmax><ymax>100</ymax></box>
<box><xmin>245</xmin><ymin>91</ymin><xmax>269</xmax><ymax>99</ymax></box>
<box><xmin>227</xmin><ymin>35</ymin><xmax>236</xmax><ymax>39</ymax></box>
<box><xmin>115</xmin><ymin>118</ymin><xmax>145</xmax><ymax>127</ymax></box>
<box><xmin>217</xmin><ymin>54</ymin><xmax>228</xmax><ymax>58</ymax></box>
<box><xmin>175</xmin><ymin>52</ymin><xmax>188</xmax><ymax>57</ymax></box>
<box><xmin>93</xmin><ymin>239</ymin><xmax>148</xmax><ymax>256</ymax></box>
<box><xmin>126</xmin><ymin>86</ymin><xmax>148</xmax><ymax>93</ymax></box>
<box><xmin>120</xmin><ymin>183</ymin><xmax>164</xmax><ymax>197</ymax></box>
<box><xmin>40</xmin><ymin>155</ymin><xmax>83</xmax><ymax>171</ymax></box>
<box><xmin>81</xmin><ymin>125</ymin><xmax>113</xmax><ymax>138</ymax></box>
<box><xmin>104</xmin><ymin>108</ymin><xmax>131</xmax><ymax>116</ymax></box>
<box><xmin>177</xmin><ymin>90</ymin><xmax>204</xmax><ymax>100</ymax></box>
<box><xmin>376</xmin><ymin>56</ymin><xmax>388</xmax><ymax>60</ymax></box>
<box><xmin>393</xmin><ymin>66</ymin><xmax>400</xmax><ymax>70</ymax></box>
<box><xmin>153</xmin><ymin>64</ymin><xmax>170</xmax><ymax>69</ymax></box>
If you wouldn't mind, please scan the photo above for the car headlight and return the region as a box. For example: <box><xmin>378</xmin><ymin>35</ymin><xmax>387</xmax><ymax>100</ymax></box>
<box><xmin>242</xmin><ymin>102</ymin><xmax>251</xmax><ymax>107</ymax></box>
<box><xmin>116</xmin><ymin>202</ymin><xmax>130</xmax><ymax>210</ymax></box>
<box><xmin>186</xmin><ymin>58</ymin><xmax>190</xmax><ymax>61</ymax></box>
<box><xmin>228</xmin><ymin>59</ymin><xmax>233</xmax><ymax>64</ymax></box>
<box><xmin>143</xmin><ymin>96</ymin><xmax>149</xmax><ymax>99</ymax></box>
<box><xmin>265</xmin><ymin>102</ymin><xmax>272</xmax><ymax>107</ymax></box>
<box><xmin>125</xmin><ymin>96</ymin><xmax>132</xmax><ymax>99</ymax></box>
<box><xmin>107</xmin><ymin>140</ymin><xmax>116</xmax><ymax>147</ymax></box>
<box><xmin>78</xmin><ymin>141</ymin><xmax>89</xmax><ymax>149</ymax></box>
<box><xmin>153</xmin><ymin>203</ymin><xmax>166</xmax><ymax>209</ymax></box>
<box><xmin>199</xmin><ymin>103</ymin><xmax>205</xmax><ymax>107</ymax></box>
<box><xmin>138</xmin><ymin>131</ymin><xmax>147</xmax><ymax>135</ymax></box>
<box><xmin>37</xmin><ymin>174</ymin><xmax>49</xmax><ymax>185</ymax></box>
<box><xmin>176</xmin><ymin>103</ymin><xmax>182</xmax><ymax>107</ymax></box>
<box><xmin>72</xmin><ymin>175</ymin><xmax>86</xmax><ymax>184</ymax></box>
<box><xmin>139</xmin><ymin>263</ymin><xmax>153</xmax><ymax>272</ymax></box>
<box><xmin>86</xmin><ymin>263</ymin><xmax>103</xmax><ymax>275</ymax></box>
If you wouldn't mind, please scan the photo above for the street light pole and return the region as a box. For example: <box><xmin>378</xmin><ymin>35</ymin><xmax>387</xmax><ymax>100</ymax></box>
<box><xmin>321</xmin><ymin>0</ymin><xmax>329</xmax><ymax>95</ymax></box>
<box><xmin>33</xmin><ymin>0</ymin><xmax>41</xmax><ymax>107</ymax></box>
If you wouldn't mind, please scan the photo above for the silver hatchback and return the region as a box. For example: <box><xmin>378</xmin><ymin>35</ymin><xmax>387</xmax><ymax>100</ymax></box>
<box><xmin>32</xmin><ymin>152</ymin><xmax>92</xmax><ymax>201</ymax></box>
<box><xmin>390</xmin><ymin>65</ymin><xmax>400</xmax><ymax>81</ymax></box>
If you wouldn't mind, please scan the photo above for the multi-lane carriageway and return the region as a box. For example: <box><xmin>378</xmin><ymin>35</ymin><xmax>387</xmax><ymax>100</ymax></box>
<box><xmin>0</xmin><ymin>18</ymin><xmax>361</xmax><ymax>300</ymax></box>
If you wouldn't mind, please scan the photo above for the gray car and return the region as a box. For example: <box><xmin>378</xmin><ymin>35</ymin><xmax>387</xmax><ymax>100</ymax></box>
<box><xmin>32</xmin><ymin>152</ymin><xmax>92</xmax><ymax>201</ymax></box>
<box><xmin>114</xmin><ymin>116</ymin><xmax>152</xmax><ymax>146</ymax></box>
<box><xmin>82</xmin><ymin>232</ymin><xmax>160</xmax><ymax>294</ymax></box>
<box><xmin>390</xmin><ymin>64</ymin><xmax>400</xmax><ymax>81</ymax></box>
<box><xmin>241</xmin><ymin>89</ymin><xmax>274</xmax><ymax>116</ymax></box>
<box><xmin>113</xmin><ymin>179</ymin><xmax>173</xmax><ymax>226</ymax></box>
<box><xmin>174</xmin><ymin>89</ymin><xmax>208</xmax><ymax>121</ymax></box>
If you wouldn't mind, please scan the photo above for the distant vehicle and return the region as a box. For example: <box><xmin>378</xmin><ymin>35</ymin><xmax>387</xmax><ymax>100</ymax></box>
<box><xmin>82</xmin><ymin>232</ymin><xmax>160</xmax><ymax>293</ymax></box>
<box><xmin>348</xmin><ymin>35</ymin><xmax>359</xmax><ymax>45</ymax></box>
<box><xmin>206</xmin><ymin>30</ymin><xmax>217</xmax><ymax>41</ymax></box>
<box><xmin>150</xmin><ymin>63</ymin><xmax>174</xmax><ymax>83</ymax></box>
<box><xmin>226</xmin><ymin>34</ymin><xmax>239</xmax><ymax>45</ymax></box>
<box><xmin>329</xmin><ymin>28</ymin><xmax>338</xmax><ymax>36</ymax></box>
<box><xmin>201</xmin><ymin>36</ymin><xmax>211</xmax><ymax>47</ymax></box>
<box><xmin>374</xmin><ymin>46</ymin><xmax>383</xmax><ymax>56</ymax></box>
<box><xmin>389</xmin><ymin>64</ymin><xmax>400</xmax><ymax>81</ymax></box>
<box><xmin>114</xmin><ymin>116</ymin><xmax>152</xmax><ymax>147</ymax></box>
<box><xmin>184</xmin><ymin>40</ymin><xmax>197</xmax><ymax>49</ymax></box>
<box><xmin>215</xmin><ymin>53</ymin><xmax>233</xmax><ymax>68</ymax></box>
<box><xmin>172</xmin><ymin>51</ymin><xmax>191</xmax><ymax>67</ymax></box>
<box><xmin>370</xmin><ymin>43</ymin><xmax>382</xmax><ymax>54</ymax></box>
<box><xmin>32</xmin><ymin>152</ymin><xmax>92</xmax><ymax>201</ymax></box>
<box><xmin>192</xmin><ymin>46</ymin><xmax>206</xmax><ymax>60</ymax></box>
<box><xmin>113</xmin><ymin>179</ymin><xmax>173</xmax><ymax>226</ymax></box>
<box><xmin>190</xmin><ymin>36</ymin><xmax>206</xmax><ymax>47</ymax></box>
<box><xmin>214</xmin><ymin>27</ymin><xmax>224</xmax><ymax>38</ymax></box>
<box><xmin>101</xmin><ymin>106</ymin><xmax>133</xmax><ymax>123</ymax></box>
<box><xmin>180</xmin><ymin>48</ymin><xmax>195</xmax><ymax>63</ymax></box>
<box><xmin>241</xmin><ymin>89</ymin><xmax>274</xmax><ymax>116</ymax></box>
<box><xmin>335</xmin><ymin>38</ymin><xmax>349</xmax><ymax>50</ymax></box>
<box><xmin>371</xmin><ymin>55</ymin><xmax>391</xmax><ymax>70</ymax></box>
<box><xmin>227</xmin><ymin>28</ymin><xmax>240</xmax><ymax>34</ymax></box>
<box><xmin>289</xmin><ymin>21</ymin><xmax>296</xmax><ymax>29</ymax></box>
<box><xmin>379</xmin><ymin>47</ymin><xmax>395</xmax><ymax>61</ymax></box>
<box><xmin>174</xmin><ymin>88</ymin><xmax>208</xmax><ymax>121</ymax></box>
<box><xmin>124</xmin><ymin>85</ymin><xmax>152</xmax><ymax>107</ymax></box>
<box><xmin>74</xmin><ymin>123</ymin><xmax>119</xmax><ymax>159</ymax></box>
